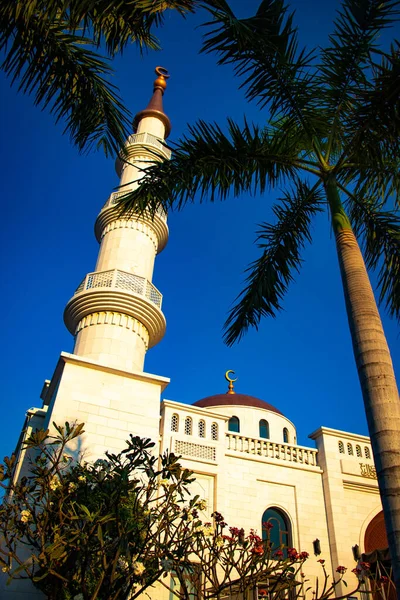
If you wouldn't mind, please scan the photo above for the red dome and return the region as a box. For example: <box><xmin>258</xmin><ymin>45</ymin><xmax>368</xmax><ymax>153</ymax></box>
<box><xmin>193</xmin><ymin>393</ymin><xmax>283</xmax><ymax>415</ymax></box>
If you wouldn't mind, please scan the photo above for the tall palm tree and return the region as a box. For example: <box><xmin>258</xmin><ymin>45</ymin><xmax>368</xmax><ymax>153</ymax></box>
<box><xmin>0</xmin><ymin>0</ymin><xmax>198</xmax><ymax>155</ymax></box>
<box><xmin>118</xmin><ymin>0</ymin><xmax>400</xmax><ymax>594</ymax></box>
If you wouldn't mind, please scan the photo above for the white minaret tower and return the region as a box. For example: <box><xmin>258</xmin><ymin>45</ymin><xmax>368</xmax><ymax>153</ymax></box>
<box><xmin>64</xmin><ymin>67</ymin><xmax>171</xmax><ymax>373</ymax></box>
<box><xmin>12</xmin><ymin>69</ymin><xmax>175</xmax><ymax>467</ymax></box>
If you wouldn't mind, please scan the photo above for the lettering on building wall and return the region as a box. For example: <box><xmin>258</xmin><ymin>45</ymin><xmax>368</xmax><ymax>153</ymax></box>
<box><xmin>360</xmin><ymin>463</ymin><xmax>377</xmax><ymax>479</ymax></box>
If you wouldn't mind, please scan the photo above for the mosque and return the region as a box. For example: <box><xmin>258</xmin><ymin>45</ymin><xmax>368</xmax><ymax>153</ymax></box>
<box><xmin>3</xmin><ymin>68</ymin><xmax>390</xmax><ymax>599</ymax></box>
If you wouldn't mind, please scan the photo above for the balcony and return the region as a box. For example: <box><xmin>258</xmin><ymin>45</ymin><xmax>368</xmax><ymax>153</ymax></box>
<box><xmin>74</xmin><ymin>269</ymin><xmax>162</xmax><ymax>309</ymax></box>
<box><xmin>101</xmin><ymin>189</ymin><xmax>167</xmax><ymax>222</ymax></box>
<box><xmin>226</xmin><ymin>433</ymin><xmax>318</xmax><ymax>468</ymax></box>
<box><xmin>115</xmin><ymin>132</ymin><xmax>171</xmax><ymax>175</ymax></box>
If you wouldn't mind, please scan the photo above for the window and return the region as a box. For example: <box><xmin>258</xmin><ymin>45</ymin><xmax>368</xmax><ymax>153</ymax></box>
<box><xmin>171</xmin><ymin>414</ymin><xmax>179</xmax><ymax>433</ymax></box>
<box><xmin>356</xmin><ymin>444</ymin><xmax>362</xmax><ymax>457</ymax></box>
<box><xmin>283</xmin><ymin>428</ymin><xmax>289</xmax><ymax>443</ymax></box>
<box><xmin>365</xmin><ymin>446</ymin><xmax>371</xmax><ymax>459</ymax></box>
<box><xmin>338</xmin><ymin>441</ymin><xmax>345</xmax><ymax>453</ymax></box>
<box><xmin>198</xmin><ymin>419</ymin><xmax>205</xmax><ymax>438</ymax></box>
<box><xmin>262</xmin><ymin>507</ymin><xmax>291</xmax><ymax>556</ymax></box>
<box><xmin>259</xmin><ymin>419</ymin><xmax>269</xmax><ymax>439</ymax></box>
<box><xmin>184</xmin><ymin>416</ymin><xmax>192</xmax><ymax>436</ymax></box>
<box><xmin>347</xmin><ymin>443</ymin><xmax>353</xmax><ymax>455</ymax></box>
<box><xmin>211</xmin><ymin>422</ymin><xmax>218</xmax><ymax>441</ymax></box>
<box><xmin>228</xmin><ymin>416</ymin><xmax>240</xmax><ymax>433</ymax></box>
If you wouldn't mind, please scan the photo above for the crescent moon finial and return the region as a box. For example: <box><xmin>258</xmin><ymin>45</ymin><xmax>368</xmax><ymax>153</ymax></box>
<box><xmin>225</xmin><ymin>370</ymin><xmax>237</xmax><ymax>394</ymax></box>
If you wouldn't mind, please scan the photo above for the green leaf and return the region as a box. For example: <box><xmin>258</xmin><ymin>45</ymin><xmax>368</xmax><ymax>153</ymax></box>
<box><xmin>224</xmin><ymin>180</ymin><xmax>323</xmax><ymax>345</ymax></box>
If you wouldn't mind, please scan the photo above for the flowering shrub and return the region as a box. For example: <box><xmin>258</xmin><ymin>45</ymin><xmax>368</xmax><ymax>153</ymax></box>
<box><xmin>0</xmin><ymin>423</ymin><xmax>200</xmax><ymax>600</ymax></box>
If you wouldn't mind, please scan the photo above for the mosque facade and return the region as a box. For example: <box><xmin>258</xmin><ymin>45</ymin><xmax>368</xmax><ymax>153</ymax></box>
<box><xmin>2</xmin><ymin>69</ymin><xmax>388</xmax><ymax>600</ymax></box>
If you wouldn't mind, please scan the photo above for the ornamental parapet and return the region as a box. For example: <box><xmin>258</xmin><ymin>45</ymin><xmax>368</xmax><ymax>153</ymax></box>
<box><xmin>115</xmin><ymin>132</ymin><xmax>171</xmax><ymax>176</ymax></box>
<box><xmin>95</xmin><ymin>190</ymin><xmax>168</xmax><ymax>252</ymax></box>
<box><xmin>226</xmin><ymin>433</ymin><xmax>319</xmax><ymax>469</ymax></box>
<box><xmin>64</xmin><ymin>269</ymin><xmax>165</xmax><ymax>347</ymax></box>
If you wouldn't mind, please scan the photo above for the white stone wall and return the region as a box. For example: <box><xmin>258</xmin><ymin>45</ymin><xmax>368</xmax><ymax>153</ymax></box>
<box><xmin>42</xmin><ymin>352</ymin><xmax>166</xmax><ymax>461</ymax></box>
<box><xmin>310</xmin><ymin>427</ymin><xmax>381</xmax><ymax>596</ymax></box>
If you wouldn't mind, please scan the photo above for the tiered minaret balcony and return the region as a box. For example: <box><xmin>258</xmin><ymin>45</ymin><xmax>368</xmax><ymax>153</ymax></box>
<box><xmin>115</xmin><ymin>132</ymin><xmax>171</xmax><ymax>177</ymax></box>
<box><xmin>64</xmin><ymin>268</ymin><xmax>165</xmax><ymax>348</ymax></box>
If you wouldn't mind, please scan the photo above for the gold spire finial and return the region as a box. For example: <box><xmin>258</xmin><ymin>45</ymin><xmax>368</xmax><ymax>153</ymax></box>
<box><xmin>225</xmin><ymin>370</ymin><xmax>238</xmax><ymax>394</ymax></box>
<box><xmin>154</xmin><ymin>66</ymin><xmax>170</xmax><ymax>93</ymax></box>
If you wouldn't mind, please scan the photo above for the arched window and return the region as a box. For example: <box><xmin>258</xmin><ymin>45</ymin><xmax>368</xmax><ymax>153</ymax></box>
<box><xmin>171</xmin><ymin>414</ymin><xmax>179</xmax><ymax>433</ymax></box>
<box><xmin>262</xmin><ymin>507</ymin><xmax>291</xmax><ymax>556</ymax></box>
<box><xmin>211</xmin><ymin>422</ymin><xmax>218</xmax><ymax>441</ymax></box>
<box><xmin>198</xmin><ymin>419</ymin><xmax>205</xmax><ymax>438</ymax></box>
<box><xmin>228</xmin><ymin>416</ymin><xmax>240</xmax><ymax>433</ymax></box>
<box><xmin>259</xmin><ymin>419</ymin><xmax>270</xmax><ymax>439</ymax></box>
<box><xmin>347</xmin><ymin>443</ymin><xmax>353</xmax><ymax>455</ymax></box>
<box><xmin>338</xmin><ymin>441</ymin><xmax>345</xmax><ymax>454</ymax></box>
<box><xmin>365</xmin><ymin>446</ymin><xmax>371</xmax><ymax>459</ymax></box>
<box><xmin>356</xmin><ymin>444</ymin><xmax>362</xmax><ymax>457</ymax></box>
<box><xmin>184</xmin><ymin>416</ymin><xmax>192</xmax><ymax>436</ymax></box>
<box><xmin>283</xmin><ymin>428</ymin><xmax>289</xmax><ymax>443</ymax></box>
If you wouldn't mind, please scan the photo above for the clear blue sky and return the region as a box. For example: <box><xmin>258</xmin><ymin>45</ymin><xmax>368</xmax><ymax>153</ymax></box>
<box><xmin>0</xmin><ymin>0</ymin><xmax>399</xmax><ymax>460</ymax></box>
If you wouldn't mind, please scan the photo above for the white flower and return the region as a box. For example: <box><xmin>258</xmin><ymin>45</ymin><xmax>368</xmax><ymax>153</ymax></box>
<box><xmin>2</xmin><ymin>566</ymin><xmax>9</xmax><ymax>573</ymax></box>
<box><xmin>78</xmin><ymin>475</ymin><xmax>86</xmax><ymax>482</ymax></box>
<box><xmin>194</xmin><ymin>524</ymin><xmax>214</xmax><ymax>536</ymax></box>
<box><xmin>62</xmin><ymin>454</ymin><xmax>71</xmax><ymax>463</ymax></box>
<box><xmin>196</xmin><ymin>499</ymin><xmax>207</xmax><ymax>511</ymax></box>
<box><xmin>215</xmin><ymin>536</ymin><xmax>224</xmax><ymax>548</ymax></box>
<box><xmin>20</xmin><ymin>509</ymin><xmax>32</xmax><ymax>523</ymax></box>
<box><xmin>49</xmin><ymin>476</ymin><xmax>61</xmax><ymax>491</ymax></box>
<box><xmin>73</xmin><ymin>594</ymin><xmax>84</xmax><ymax>600</ymax></box>
<box><xmin>133</xmin><ymin>561</ymin><xmax>145</xmax><ymax>577</ymax></box>
<box><xmin>158</xmin><ymin>478</ymin><xmax>170</xmax><ymax>487</ymax></box>
<box><xmin>68</xmin><ymin>482</ymin><xmax>78</xmax><ymax>493</ymax></box>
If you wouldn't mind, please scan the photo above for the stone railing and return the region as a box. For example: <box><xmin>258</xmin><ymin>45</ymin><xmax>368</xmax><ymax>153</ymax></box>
<box><xmin>125</xmin><ymin>132</ymin><xmax>171</xmax><ymax>159</ymax></box>
<box><xmin>101</xmin><ymin>189</ymin><xmax>167</xmax><ymax>222</ymax></box>
<box><xmin>74</xmin><ymin>269</ymin><xmax>162</xmax><ymax>308</ymax></box>
<box><xmin>226</xmin><ymin>433</ymin><xmax>318</xmax><ymax>467</ymax></box>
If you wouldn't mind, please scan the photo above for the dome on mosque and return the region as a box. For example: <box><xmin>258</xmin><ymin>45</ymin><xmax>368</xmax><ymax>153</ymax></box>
<box><xmin>193</xmin><ymin>371</ymin><xmax>283</xmax><ymax>415</ymax></box>
<box><xmin>193</xmin><ymin>393</ymin><xmax>283</xmax><ymax>415</ymax></box>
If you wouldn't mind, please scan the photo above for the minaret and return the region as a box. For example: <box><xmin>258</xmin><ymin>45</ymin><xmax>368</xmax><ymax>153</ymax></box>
<box><xmin>64</xmin><ymin>67</ymin><xmax>171</xmax><ymax>373</ymax></box>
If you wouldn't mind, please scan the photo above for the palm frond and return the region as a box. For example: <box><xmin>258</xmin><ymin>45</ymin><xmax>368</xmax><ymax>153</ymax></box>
<box><xmin>223</xmin><ymin>181</ymin><xmax>323</xmax><ymax>346</ymax></box>
<box><xmin>117</xmin><ymin>119</ymin><xmax>306</xmax><ymax>216</ymax></box>
<box><xmin>337</xmin><ymin>154</ymin><xmax>400</xmax><ymax>209</ymax></box>
<box><xmin>320</xmin><ymin>0</ymin><xmax>400</xmax><ymax>128</ymax></box>
<box><xmin>2</xmin><ymin>0</ymin><xmax>199</xmax><ymax>56</ymax></box>
<box><xmin>337</xmin><ymin>42</ymin><xmax>400</xmax><ymax>174</ymax></box>
<box><xmin>347</xmin><ymin>195</ymin><xmax>400</xmax><ymax>320</ymax></box>
<box><xmin>201</xmin><ymin>0</ymin><xmax>320</xmax><ymax>138</ymax></box>
<box><xmin>0</xmin><ymin>9</ymin><xmax>131</xmax><ymax>155</ymax></box>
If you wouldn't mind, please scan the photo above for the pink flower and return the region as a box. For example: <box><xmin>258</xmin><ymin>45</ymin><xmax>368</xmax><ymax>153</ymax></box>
<box><xmin>287</xmin><ymin>548</ymin><xmax>298</xmax><ymax>560</ymax></box>
<box><xmin>262</xmin><ymin>521</ymin><xmax>274</xmax><ymax>530</ymax></box>
<box><xmin>252</xmin><ymin>544</ymin><xmax>264</xmax><ymax>555</ymax></box>
<box><xmin>274</xmin><ymin>550</ymin><xmax>284</xmax><ymax>558</ymax></box>
<box><xmin>360</xmin><ymin>561</ymin><xmax>370</xmax><ymax>570</ymax></box>
<box><xmin>318</xmin><ymin>559</ymin><xmax>325</xmax><ymax>565</ymax></box>
<box><xmin>299</xmin><ymin>551</ymin><xmax>309</xmax><ymax>560</ymax></box>
<box><xmin>379</xmin><ymin>576</ymin><xmax>389</xmax><ymax>584</ymax></box>
<box><xmin>336</xmin><ymin>566</ymin><xmax>347</xmax><ymax>574</ymax></box>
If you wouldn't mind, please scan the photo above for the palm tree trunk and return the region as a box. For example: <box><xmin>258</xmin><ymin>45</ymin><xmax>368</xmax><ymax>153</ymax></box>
<box><xmin>326</xmin><ymin>179</ymin><xmax>400</xmax><ymax>598</ymax></box>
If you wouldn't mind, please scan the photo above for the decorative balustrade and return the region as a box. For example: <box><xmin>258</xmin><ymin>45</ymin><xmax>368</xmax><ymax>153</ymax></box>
<box><xmin>226</xmin><ymin>433</ymin><xmax>318</xmax><ymax>467</ymax></box>
<box><xmin>74</xmin><ymin>269</ymin><xmax>162</xmax><ymax>308</ymax></box>
<box><xmin>101</xmin><ymin>189</ymin><xmax>167</xmax><ymax>222</ymax></box>
<box><xmin>125</xmin><ymin>132</ymin><xmax>171</xmax><ymax>159</ymax></box>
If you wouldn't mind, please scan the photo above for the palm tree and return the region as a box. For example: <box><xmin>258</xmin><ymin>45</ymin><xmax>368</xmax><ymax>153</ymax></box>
<box><xmin>117</xmin><ymin>0</ymin><xmax>400</xmax><ymax>594</ymax></box>
<box><xmin>0</xmin><ymin>0</ymin><xmax>198</xmax><ymax>155</ymax></box>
